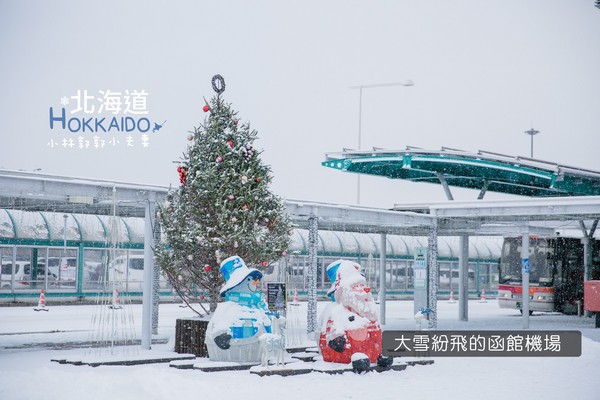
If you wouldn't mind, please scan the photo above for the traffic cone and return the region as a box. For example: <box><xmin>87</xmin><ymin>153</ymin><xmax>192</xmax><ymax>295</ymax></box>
<box><xmin>33</xmin><ymin>290</ymin><xmax>49</xmax><ymax>312</ymax></box>
<box><xmin>448</xmin><ymin>290</ymin><xmax>456</xmax><ymax>303</ymax></box>
<box><xmin>479</xmin><ymin>289</ymin><xmax>487</xmax><ymax>303</ymax></box>
<box><xmin>290</xmin><ymin>289</ymin><xmax>300</xmax><ymax>306</ymax></box>
<box><xmin>109</xmin><ymin>288</ymin><xmax>123</xmax><ymax>309</ymax></box>
<box><xmin>179</xmin><ymin>289</ymin><xmax>189</xmax><ymax>308</ymax></box>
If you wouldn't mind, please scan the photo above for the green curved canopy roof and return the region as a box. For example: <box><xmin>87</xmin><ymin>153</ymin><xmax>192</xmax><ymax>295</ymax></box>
<box><xmin>322</xmin><ymin>147</ymin><xmax>600</xmax><ymax>197</ymax></box>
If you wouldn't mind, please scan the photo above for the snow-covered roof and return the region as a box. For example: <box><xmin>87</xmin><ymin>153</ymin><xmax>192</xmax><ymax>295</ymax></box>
<box><xmin>2</xmin><ymin>169</ymin><xmax>599</xmax><ymax>245</ymax></box>
<box><xmin>0</xmin><ymin>168</ymin><xmax>168</xmax><ymax>218</ymax></box>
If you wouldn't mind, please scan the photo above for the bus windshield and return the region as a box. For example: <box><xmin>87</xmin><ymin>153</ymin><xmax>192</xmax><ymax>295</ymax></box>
<box><xmin>499</xmin><ymin>237</ymin><xmax>553</xmax><ymax>286</ymax></box>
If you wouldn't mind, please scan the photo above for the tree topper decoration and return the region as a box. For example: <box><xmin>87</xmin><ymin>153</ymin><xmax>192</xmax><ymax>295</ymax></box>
<box><xmin>212</xmin><ymin>74</ymin><xmax>226</xmax><ymax>94</ymax></box>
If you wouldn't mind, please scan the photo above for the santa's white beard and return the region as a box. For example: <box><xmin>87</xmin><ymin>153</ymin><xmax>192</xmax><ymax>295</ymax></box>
<box><xmin>336</xmin><ymin>286</ymin><xmax>378</xmax><ymax>321</ymax></box>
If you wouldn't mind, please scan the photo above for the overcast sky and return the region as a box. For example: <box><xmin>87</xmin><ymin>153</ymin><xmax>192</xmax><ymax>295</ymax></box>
<box><xmin>1</xmin><ymin>0</ymin><xmax>599</xmax><ymax>208</ymax></box>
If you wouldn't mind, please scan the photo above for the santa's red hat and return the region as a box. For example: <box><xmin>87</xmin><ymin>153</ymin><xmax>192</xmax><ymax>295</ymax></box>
<box><xmin>333</xmin><ymin>261</ymin><xmax>365</xmax><ymax>292</ymax></box>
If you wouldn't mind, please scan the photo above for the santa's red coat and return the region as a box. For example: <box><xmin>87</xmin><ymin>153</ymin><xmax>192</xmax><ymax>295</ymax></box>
<box><xmin>319</xmin><ymin>319</ymin><xmax>382</xmax><ymax>364</ymax></box>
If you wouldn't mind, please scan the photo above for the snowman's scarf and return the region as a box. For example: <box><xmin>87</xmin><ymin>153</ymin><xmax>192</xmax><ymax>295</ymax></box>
<box><xmin>225</xmin><ymin>291</ymin><xmax>269</xmax><ymax>311</ymax></box>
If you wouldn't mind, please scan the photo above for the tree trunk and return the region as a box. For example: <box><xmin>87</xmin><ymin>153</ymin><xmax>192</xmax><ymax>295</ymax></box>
<box><xmin>209</xmin><ymin>286</ymin><xmax>219</xmax><ymax>313</ymax></box>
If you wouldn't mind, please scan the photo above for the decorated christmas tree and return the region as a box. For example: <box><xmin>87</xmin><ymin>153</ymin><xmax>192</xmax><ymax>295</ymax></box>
<box><xmin>155</xmin><ymin>75</ymin><xmax>291</xmax><ymax>315</ymax></box>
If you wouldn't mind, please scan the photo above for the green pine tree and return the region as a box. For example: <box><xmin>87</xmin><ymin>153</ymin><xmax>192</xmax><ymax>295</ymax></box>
<box><xmin>155</xmin><ymin>77</ymin><xmax>291</xmax><ymax>315</ymax></box>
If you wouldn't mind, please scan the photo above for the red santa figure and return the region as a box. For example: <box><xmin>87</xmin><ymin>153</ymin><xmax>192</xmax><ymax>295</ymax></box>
<box><xmin>319</xmin><ymin>260</ymin><xmax>383</xmax><ymax>364</ymax></box>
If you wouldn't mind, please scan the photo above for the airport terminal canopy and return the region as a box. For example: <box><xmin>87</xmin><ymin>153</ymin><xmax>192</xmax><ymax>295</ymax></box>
<box><xmin>323</xmin><ymin>147</ymin><xmax>600</xmax><ymax>197</ymax></box>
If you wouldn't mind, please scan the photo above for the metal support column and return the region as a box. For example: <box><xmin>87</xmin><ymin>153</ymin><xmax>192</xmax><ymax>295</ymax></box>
<box><xmin>436</xmin><ymin>173</ymin><xmax>454</xmax><ymax>201</ymax></box>
<box><xmin>582</xmin><ymin>237</ymin><xmax>592</xmax><ymax>283</ymax></box>
<box><xmin>379</xmin><ymin>233</ymin><xmax>387</xmax><ymax>325</ymax></box>
<box><xmin>142</xmin><ymin>192</ymin><xmax>156</xmax><ymax>350</ymax></box>
<box><xmin>152</xmin><ymin>216</ymin><xmax>161</xmax><ymax>335</ymax></box>
<box><xmin>521</xmin><ymin>227</ymin><xmax>530</xmax><ymax>329</ymax></box>
<box><xmin>580</xmin><ymin>219</ymin><xmax>597</xmax><ymax>318</ymax></box>
<box><xmin>458</xmin><ymin>235</ymin><xmax>469</xmax><ymax>321</ymax></box>
<box><xmin>477</xmin><ymin>181</ymin><xmax>490</xmax><ymax>200</ymax></box>
<box><xmin>307</xmin><ymin>214</ymin><xmax>318</xmax><ymax>336</ymax></box>
<box><xmin>428</xmin><ymin>216</ymin><xmax>439</xmax><ymax>329</ymax></box>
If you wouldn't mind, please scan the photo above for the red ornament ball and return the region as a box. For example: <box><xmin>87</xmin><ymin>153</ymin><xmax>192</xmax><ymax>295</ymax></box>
<box><xmin>177</xmin><ymin>166</ymin><xmax>188</xmax><ymax>185</ymax></box>
<box><xmin>203</xmin><ymin>105</ymin><xmax>210</xmax><ymax>112</ymax></box>
<box><xmin>281</xmin><ymin>251</ymin><xmax>287</xmax><ymax>257</ymax></box>
<box><xmin>204</xmin><ymin>265</ymin><xmax>211</xmax><ymax>272</ymax></box>
<box><xmin>262</xmin><ymin>261</ymin><xmax>268</xmax><ymax>267</ymax></box>
<box><xmin>255</xmin><ymin>177</ymin><xmax>261</xmax><ymax>182</ymax></box>
<box><xmin>227</xmin><ymin>140</ymin><xmax>234</xmax><ymax>147</ymax></box>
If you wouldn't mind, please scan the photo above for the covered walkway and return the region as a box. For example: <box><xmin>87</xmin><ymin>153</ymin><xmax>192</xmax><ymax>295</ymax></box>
<box><xmin>2</xmin><ymin>166</ymin><xmax>600</xmax><ymax>340</ymax></box>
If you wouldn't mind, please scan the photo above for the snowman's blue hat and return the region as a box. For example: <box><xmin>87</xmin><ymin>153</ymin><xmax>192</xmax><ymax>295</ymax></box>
<box><xmin>219</xmin><ymin>255</ymin><xmax>262</xmax><ymax>297</ymax></box>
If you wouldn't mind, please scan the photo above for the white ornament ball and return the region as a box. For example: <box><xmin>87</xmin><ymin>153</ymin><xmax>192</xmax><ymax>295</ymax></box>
<box><xmin>187</xmin><ymin>133</ymin><xmax>194</xmax><ymax>141</ymax></box>
<box><xmin>187</xmin><ymin>255</ymin><xmax>193</xmax><ymax>261</ymax></box>
<box><xmin>241</xmin><ymin>175</ymin><xmax>248</xmax><ymax>184</ymax></box>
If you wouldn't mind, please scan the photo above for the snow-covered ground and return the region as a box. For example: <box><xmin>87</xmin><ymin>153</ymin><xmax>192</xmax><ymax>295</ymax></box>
<box><xmin>1</xmin><ymin>300</ymin><xmax>599</xmax><ymax>400</ymax></box>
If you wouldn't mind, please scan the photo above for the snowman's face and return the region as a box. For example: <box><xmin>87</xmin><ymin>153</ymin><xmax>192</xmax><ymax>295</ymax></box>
<box><xmin>245</xmin><ymin>276</ymin><xmax>260</xmax><ymax>292</ymax></box>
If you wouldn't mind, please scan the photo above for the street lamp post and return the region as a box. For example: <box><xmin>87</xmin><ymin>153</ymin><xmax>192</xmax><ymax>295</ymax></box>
<box><xmin>524</xmin><ymin>128</ymin><xmax>539</xmax><ymax>158</ymax></box>
<box><xmin>349</xmin><ymin>80</ymin><xmax>414</xmax><ymax>205</ymax></box>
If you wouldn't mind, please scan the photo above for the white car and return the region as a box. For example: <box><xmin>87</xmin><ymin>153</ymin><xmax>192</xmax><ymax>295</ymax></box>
<box><xmin>1</xmin><ymin>261</ymin><xmax>31</xmax><ymax>289</ymax></box>
<box><xmin>108</xmin><ymin>254</ymin><xmax>169</xmax><ymax>291</ymax></box>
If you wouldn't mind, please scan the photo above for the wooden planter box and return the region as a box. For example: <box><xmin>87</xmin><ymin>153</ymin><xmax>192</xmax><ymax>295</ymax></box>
<box><xmin>175</xmin><ymin>318</ymin><xmax>209</xmax><ymax>357</ymax></box>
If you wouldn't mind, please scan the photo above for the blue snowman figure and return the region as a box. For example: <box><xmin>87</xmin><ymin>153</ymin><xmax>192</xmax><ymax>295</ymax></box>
<box><xmin>205</xmin><ymin>255</ymin><xmax>275</xmax><ymax>363</ymax></box>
